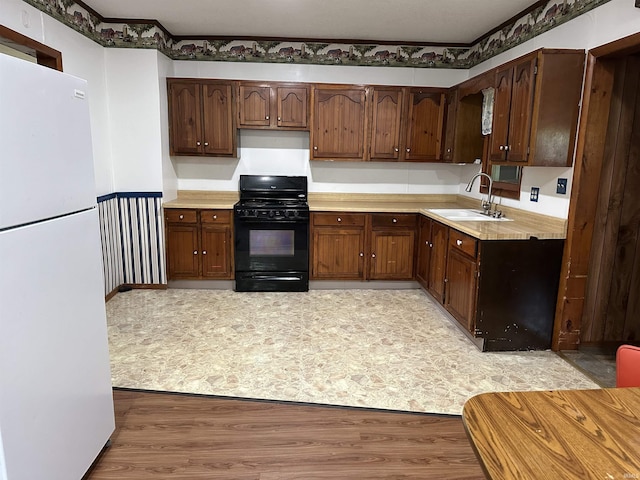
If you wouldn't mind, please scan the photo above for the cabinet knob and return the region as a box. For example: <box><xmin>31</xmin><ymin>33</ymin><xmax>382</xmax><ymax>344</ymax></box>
<box><xmin>505</xmin><ymin>145</ymin><xmax>510</xmax><ymax>151</ymax></box>
<box><xmin>429</xmin><ymin>243</ymin><xmax>433</xmax><ymax>248</ymax></box>
<box><xmin>202</xmin><ymin>250</ymin><xmax>207</xmax><ymax>255</ymax></box>
<box><xmin>193</xmin><ymin>250</ymin><xmax>198</xmax><ymax>255</ymax></box>
<box><xmin>265</xmin><ymin>115</ymin><xmax>270</xmax><ymax>120</ymax></box>
<box><xmin>406</xmin><ymin>148</ymin><xmax>411</xmax><ymax>152</ymax></box>
<box><xmin>196</xmin><ymin>141</ymin><xmax>201</xmax><ymax>146</ymax></box>
<box><xmin>313</xmin><ymin>146</ymin><xmax>318</xmax><ymax>150</ymax></box>
<box><xmin>213</xmin><ymin>214</ymin><xmax>217</xmax><ymax>220</ymax></box>
<box><xmin>447</xmin><ymin>148</ymin><xmax>452</xmax><ymax>153</ymax></box>
<box><xmin>372</xmin><ymin>253</ymin><xmax>376</xmax><ymax>258</ymax></box>
<box><xmin>499</xmin><ymin>145</ymin><xmax>504</xmax><ymax>151</ymax></box>
<box><xmin>179</xmin><ymin>214</ymin><xmax>184</xmax><ymax>219</ymax></box>
<box><xmin>337</xmin><ymin>217</ymin><xmax>342</xmax><ymax>222</ymax></box>
<box><xmin>359</xmin><ymin>252</ymin><xmax>364</xmax><ymax>257</ymax></box>
<box><xmin>456</xmin><ymin>239</ymin><xmax>463</xmax><ymax>246</ymax></box>
<box><xmin>204</xmin><ymin>142</ymin><xmax>209</xmax><ymax>146</ymax></box>
<box><xmin>394</xmin><ymin>147</ymin><xmax>399</xmax><ymax>152</ymax></box>
<box><xmin>392</xmin><ymin>218</ymin><xmax>397</xmax><ymax>223</ymax></box>
<box><xmin>277</xmin><ymin>116</ymin><xmax>281</xmax><ymax>121</ymax></box>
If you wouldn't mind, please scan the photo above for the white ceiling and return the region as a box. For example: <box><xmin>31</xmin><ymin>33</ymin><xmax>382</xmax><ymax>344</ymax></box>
<box><xmin>81</xmin><ymin>0</ymin><xmax>539</xmax><ymax>44</ymax></box>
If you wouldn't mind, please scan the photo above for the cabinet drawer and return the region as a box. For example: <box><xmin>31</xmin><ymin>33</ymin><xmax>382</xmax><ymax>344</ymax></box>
<box><xmin>449</xmin><ymin>230</ymin><xmax>477</xmax><ymax>258</ymax></box>
<box><xmin>165</xmin><ymin>209</ymin><xmax>197</xmax><ymax>224</ymax></box>
<box><xmin>200</xmin><ymin>209</ymin><xmax>231</xmax><ymax>224</ymax></box>
<box><xmin>371</xmin><ymin>214</ymin><xmax>417</xmax><ymax>228</ymax></box>
<box><xmin>313</xmin><ymin>213</ymin><xmax>366</xmax><ymax>226</ymax></box>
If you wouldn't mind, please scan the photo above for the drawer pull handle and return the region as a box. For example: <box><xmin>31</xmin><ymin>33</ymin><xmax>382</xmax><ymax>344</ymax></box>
<box><xmin>179</xmin><ymin>214</ymin><xmax>184</xmax><ymax>219</ymax></box>
<box><xmin>456</xmin><ymin>239</ymin><xmax>463</xmax><ymax>246</ymax></box>
<box><xmin>392</xmin><ymin>218</ymin><xmax>397</xmax><ymax>223</ymax></box>
<box><xmin>213</xmin><ymin>215</ymin><xmax>217</xmax><ymax>220</ymax></box>
<box><xmin>337</xmin><ymin>217</ymin><xmax>342</xmax><ymax>222</ymax></box>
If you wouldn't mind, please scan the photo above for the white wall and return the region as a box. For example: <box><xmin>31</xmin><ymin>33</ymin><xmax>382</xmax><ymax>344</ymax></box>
<box><xmin>104</xmin><ymin>49</ymin><xmax>165</xmax><ymax>192</ymax></box>
<box><xmin>0</xmin><ymin>0</ymin><xmax>113</xmax><ymax>196</ymax></box>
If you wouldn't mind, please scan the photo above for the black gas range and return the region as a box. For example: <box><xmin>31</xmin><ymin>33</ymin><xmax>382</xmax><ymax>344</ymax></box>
<box><xmin>233</xmin><ymin>175</ymin><xmax>309</xmax><ymax>292</ymax></box>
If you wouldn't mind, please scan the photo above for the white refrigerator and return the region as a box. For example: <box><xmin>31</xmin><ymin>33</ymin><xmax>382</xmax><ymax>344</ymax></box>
<box><xmin>0</xmin><ymin>54</ymin><xmax>115</xmax><ymax>479</ymax></box>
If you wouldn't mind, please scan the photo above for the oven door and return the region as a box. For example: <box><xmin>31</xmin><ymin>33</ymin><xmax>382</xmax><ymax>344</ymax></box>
<box><xmin>234</xmin><ymin>218</ymin><xmax>309</xmax><ymax>274</ymax></box>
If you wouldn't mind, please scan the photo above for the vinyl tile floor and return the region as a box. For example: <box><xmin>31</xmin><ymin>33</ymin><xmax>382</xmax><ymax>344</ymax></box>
<box><xmin>106</xmin><ymin>288</ymin><xmax>599</xmax><ymax>415</ymax></box>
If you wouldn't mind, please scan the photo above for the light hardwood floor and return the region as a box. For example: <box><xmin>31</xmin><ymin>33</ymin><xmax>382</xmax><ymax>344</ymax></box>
<box><xmin>83</xmin><ymin>388</ymin><xmax>485</xmax><ymax>479</ymax></box>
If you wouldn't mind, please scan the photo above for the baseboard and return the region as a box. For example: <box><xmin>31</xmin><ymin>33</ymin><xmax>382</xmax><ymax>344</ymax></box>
<box><xmin>105</xmin><ymin>283</ymin><xmax>167</xmax><ymax>301</ymax></box>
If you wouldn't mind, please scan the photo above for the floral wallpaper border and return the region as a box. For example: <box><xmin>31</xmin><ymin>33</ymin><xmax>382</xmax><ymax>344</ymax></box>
<box><xmin>22</xmin><ymin>0</ymin><xmax>611</xmax><ymax>68</ymax></box>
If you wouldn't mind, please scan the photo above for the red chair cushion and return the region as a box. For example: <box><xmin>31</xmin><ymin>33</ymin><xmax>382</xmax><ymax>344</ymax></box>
<box><xmin>616</xmin><ymin>344</ymin><xmax>640</xmax><ymax>388</ymax></box>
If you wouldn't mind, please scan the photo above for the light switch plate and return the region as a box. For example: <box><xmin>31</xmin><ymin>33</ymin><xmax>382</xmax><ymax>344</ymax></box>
<box><xmin>557</xmin><ymin>178</ymin><xmax>567</xmax><ymax>194</ymax></box>
<box><xmin>530</xmin><ymin>187</ymin><xmax>539</xmax><ymax>202</ymax></box>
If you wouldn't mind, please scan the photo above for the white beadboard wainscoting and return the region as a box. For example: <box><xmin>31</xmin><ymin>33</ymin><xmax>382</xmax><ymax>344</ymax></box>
<box><xmin>97</xmin><ymin>192</ymin><xmax>166</xmax><ymax>295</ymax></box>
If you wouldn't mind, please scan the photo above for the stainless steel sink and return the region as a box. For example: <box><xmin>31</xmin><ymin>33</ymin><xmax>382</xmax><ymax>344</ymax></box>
<box><xmin>427</xmin><ymin>208</ymin><xmax>512</xmax><ymax>222</ymax></box>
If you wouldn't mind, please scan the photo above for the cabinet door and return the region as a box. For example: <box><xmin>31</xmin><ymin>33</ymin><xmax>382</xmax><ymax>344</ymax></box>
<box><xmin>416</xmin><ymin>216</ymin><xmax>432</xmax><ymax>289</ymax></box>
<box><xmin>442</xmin><ymin>88</ymin><xmax>458</xmax><ymax>162</ymax></box>
<box><xmin>404</xmin><ymin>89</ymin><xmax>445</xmax><ymax>161</ymax></box>
<box><xmin>445</xmin><ymin>248</ymin><xmax>477</xmax><ymax>332</ymax></box>
<box><xmin>370</xmin><ymin>229</ymin><xmax>415</xmax><ymax>280</ymax></box>
<box><xmin>238</xmin><ymin>84</ymin><xmax>271</xmax><ymax>127</ymax></box>
<box><xmin>168</xmin><ymin>81</ymin><xmax>203</xmax><ymax>155</ymax></box>
<box><xmin>166</xmin><ymin>225</ymin><xmax>200</xmax><ymax>279</ymax></box>
<box><xmin>505</xmin><ymin>56</ymin><xmax>536</xmax><ymax>163</ymax></box>
<box><xmin>489</xmin><ymin>66</ymin><xmax>513</xmax><ymax>162</ymax></box>
<box><xmin>202</xmin><ymin>81</ymin><xmax>236</xmax><ymax>156</ymax></box>
<box><xmin>311</xmin><ymin>227</ymin><xmax>365</xmax><ymax>279</ymax></box>
<box><xmin>277</xmin><ymin>85</ymin><xmax>308</xmax><ymax>128</ymax></box>
<box><xmin>311</xmin><ymin>86</ymin><xmax>368</xmax><ymax>160</ymax></box>
<box><xmin>427</xmin><ymin>221</ymin><xmax>448</xmax><ymax>303</ymax></box>
<box><xmin>201</xmin><ymin>225</ymin><xmax>232</xmax><ymax>278</ymax></box>
<box><xmin>370</xmin><ymin>87</ymin><xmax>404</xmax><ymax>160</ymax></box>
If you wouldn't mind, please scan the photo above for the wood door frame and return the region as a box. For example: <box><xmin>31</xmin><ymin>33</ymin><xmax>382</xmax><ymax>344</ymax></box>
<box><xmin>0</xmin><ymin>24</ymin><xmax>63</xmax><ymax>71</ymax></box>
<box><xmin>552</xmin><ymin>32</ymin><xmax>640</xmax><ymax>350</ymax></box>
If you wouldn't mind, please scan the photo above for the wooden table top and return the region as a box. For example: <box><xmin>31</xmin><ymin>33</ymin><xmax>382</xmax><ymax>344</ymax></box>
<box><xmin>462</xmin><ymin>388</ymin><xmax>640</xmax><ymax>480</ymax></box>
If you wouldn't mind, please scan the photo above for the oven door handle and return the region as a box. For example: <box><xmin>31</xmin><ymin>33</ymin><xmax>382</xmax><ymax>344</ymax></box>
<box><xmin>243</xmin><ymin>275</ymin><xmax>303</xmax><ymax>281</ymax></box>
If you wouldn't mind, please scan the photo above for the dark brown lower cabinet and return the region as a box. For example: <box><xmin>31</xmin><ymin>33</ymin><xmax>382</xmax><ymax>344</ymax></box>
<box><xmin>310</xmin><ymin>212</ymin><xmax>416</xmax><ymax>281</ymax></box>
<box><xmin>418</xmin><ymin>216</ymin><xmax>564</xmax><ymax>351</ymax></box>
<box><xmin>444</xmin><ymin>229</ymin><xmax>478</xmax><ymax>332</ymax></box>
<box><xmin>165</xmin><ymin>209</ymin><xmax>233</xmax><ymax>280</ymax></box>
<box><xmin>426</xmin><ymin>220</ymin><xmax>448</xmax><ymax>303</ymax></box>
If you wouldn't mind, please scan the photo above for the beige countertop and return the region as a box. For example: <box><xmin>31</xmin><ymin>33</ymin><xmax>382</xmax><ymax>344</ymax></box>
<box><xmin>163</xmin><ymin>191</ymin><xmax>567</xmax><ymax>241</ymax></box>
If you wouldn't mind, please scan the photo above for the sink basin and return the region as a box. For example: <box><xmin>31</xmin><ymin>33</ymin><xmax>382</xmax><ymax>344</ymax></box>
<box><xmin>427</xmin><ymin>208</ymin><xmax>512</xmax><ymax>222</ymax></box>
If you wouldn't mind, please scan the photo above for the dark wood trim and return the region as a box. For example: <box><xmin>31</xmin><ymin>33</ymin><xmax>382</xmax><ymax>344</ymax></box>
<box><xmin>471</xmin><ymin>0</ymin><xmax>549</xmax><ymax>46</ymax></box>
<box><xmin>591</xmin><ymin>31</ymin><xmax>640</xmax><ymax>58</ymax></box>
<box><xmin>0</xmin><ymin>24</ymin><xmax>62</xmax><ymax>71</ymax></box>
<box><xmin>105</xmin><ymin>283</ymin><xmax>167</xmax><ymax>302</ymax></box>
<box><xmin>552</xmin><ymin>32</ymin><xmax>640</xmax><ymax>351</ymax></box>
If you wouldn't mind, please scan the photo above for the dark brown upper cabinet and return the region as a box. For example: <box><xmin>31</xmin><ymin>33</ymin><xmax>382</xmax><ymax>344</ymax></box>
<box><xmin>168</xmin><ymin>78</ymin><xmax>237</xmax><ymax>157</ymax></box>
<box><xmin>237</xmin><ymin>82</ymin><xmax>309</xmax><ymax>130</ymax></box>
<box><xmin>488</xmin><ymin>49</ymin><xmax>585</xmax><ymax>167</ymax></box>
<box><xmin>310</xmin><ymin>84</ymin><xmax>369</xmax><ymax>161</ymax></box>
<box><xmin>369</xmin><ymin>87</ymin><xmax>404</xmax><ymax>161</ymax></box>
<box><xmin>404</xmin><ymin>88</ymin><xmax>446</xmax><ymax>162</ymax></box>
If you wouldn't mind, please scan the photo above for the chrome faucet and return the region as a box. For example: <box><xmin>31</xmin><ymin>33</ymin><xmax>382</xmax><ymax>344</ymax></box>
<box><xmin>465</xmin><ymin>172</ymin><xmax>494</xmax><ymax>215</ymax></box>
